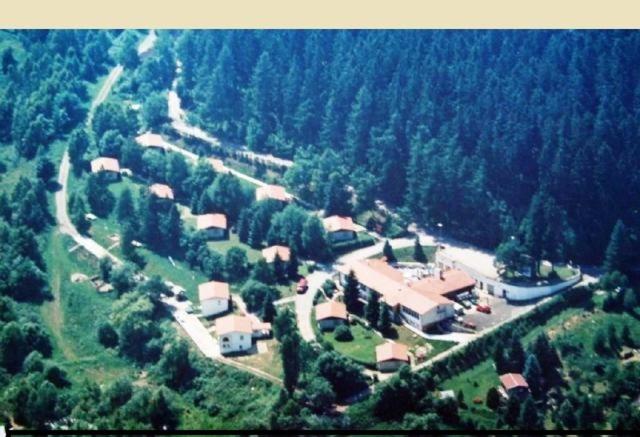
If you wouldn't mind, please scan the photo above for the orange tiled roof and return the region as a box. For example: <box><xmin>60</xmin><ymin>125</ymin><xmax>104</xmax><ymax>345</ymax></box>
<box><xmin>149</xmin><ymin>183</ymin><xmax>174</xmax><ymax>200</ymax></box>
<box><xmin>216</xmin><ymin>314</ymin><xmax>253</xmax><ymax>335</ymax></box>
<box><xmin>315</xmin><ymin>300</ymin><xmax>348</xmax><ymax>321</ymax></box>
<box><xmin>500</xmin><ymin>373</ymin><xmax>529</xmax><ymax>391</ymax></box>
<box><xmin>409</xmin><ymin>269</ymin><xmax>476</xmax><ymax>296</ymax></box>
<box><xmin>262</xmin><ymin>245</ymin><xmax>290</xmax><ymax>263</ymax></box>
<box><xmin>323</xmin><ymin>215</ymin><xmax>356</xmax><ymax>233</ymax></box>
<box><xmin>196</xmin><ymin>213</ymin><xmax>227</xmax><ymax>230</ymax></box>
<box><xmin>256</xmin><ymin>184</ymin><xmax>293</xmax><ymax>202</ymax></box>
<box><xmin>376</xmin><ymin>342</ymin><xmax>410</xmax><ymax>363</ymax></box>
<box><xmin>90</xmin><ymin>157</ymin><xmax>120</xmax><ymax>173</ymax></box>
<box><xmin>198</xmin><ymin>280</ymin><xmax>230</xmax><ymax>302</ymax></box>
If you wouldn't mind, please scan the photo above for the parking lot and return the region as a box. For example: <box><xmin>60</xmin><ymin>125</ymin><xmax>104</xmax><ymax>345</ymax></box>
<box><xmin>457</xmin><ymin>290</ymin><xmax>538</xmax><ymax>332</ymax></box>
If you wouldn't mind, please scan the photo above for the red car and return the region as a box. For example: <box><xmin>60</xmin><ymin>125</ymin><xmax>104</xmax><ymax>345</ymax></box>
<box><xmin>462</xmin><ymin>320</ymin><xmax>477</xmax><ymax>330</ymax></box>
<box><xmin>476</xmin><ymin>304</ymin><xmax>491</xmax><ymax>314</ymax></box>
<box><xmin>296</xmin><ymin>278</ymin><xmax>308</xmax><ymax>294</ymax></box>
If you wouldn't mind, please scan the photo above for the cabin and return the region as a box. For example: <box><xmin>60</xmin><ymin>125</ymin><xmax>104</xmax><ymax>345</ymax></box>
<box><xmin>262</xmin><ymin>245</ymin><xmax>291</xmax><ymax>263</ymax></box>
<box><xmin>198</xmin><ymin>280</ymin><xmax>230</xmax><ymax>317</ymax></box>
<box><xmin>376</xmin><ymin>342</ymin><xmax>410</xmax><ymax>372</ymax></box>
<box><xmin>499</xmin><ymin>373</ymin><xmax>530</xmax><ymax>399</ymax></box>
<box><xmin>149</xmin><ymin>183</ymin><xmax>174</xmax><ymax>201</ymax></box>
<box><xmin>135</xmin><ymin>131</ymin><xmax>168</xmax><ymax>152</ymax></box>
<box><xmin>196</xmin><ymin>213</ymin><xmax>228</xmax><ymax>240</ymax></box>
<box><xmin>90</xmin><ymin>157</ymin><xmax>121</xmax><ymax>181</ymax></box>
<box><xmin>323</xmin><ymin>215</ymin><xmax>357</xmax><ymax>242</ymax></box>
<box><xmin>216</xmin><ymin>315</ymin><xmax>253</xmax><ymax>354</ymax></box>
<box><xmin>315</xmin><ymin>300</ymin><xmax>348</xmax><ymax>331</ymax></box>
<box><xmin>255</xmin><ymin>184</ymin><xmax>293</xmax><ymax>203</ymax></box>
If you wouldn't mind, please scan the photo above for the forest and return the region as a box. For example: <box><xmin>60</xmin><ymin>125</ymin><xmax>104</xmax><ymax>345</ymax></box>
<box><xmin>175</xmin><ymin>30</ymin><xmax>640</xmax><ymax>266</ymax></box>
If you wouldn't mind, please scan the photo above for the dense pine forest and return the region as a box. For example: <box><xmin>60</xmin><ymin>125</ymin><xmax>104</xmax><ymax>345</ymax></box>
<box><xmin>176</xmin><ymin>30</ymin><xmax>640</xmax><ymax>266</ymax></box>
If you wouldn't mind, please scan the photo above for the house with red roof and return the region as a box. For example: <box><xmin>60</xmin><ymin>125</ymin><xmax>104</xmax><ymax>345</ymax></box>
<box><xmin>198</xmin><ymin>280</ymin><xmax>230</xmax><ymax>317</ymax></box>
<box><xmin>196</xmin><ymin>213</ymin><xmax>228</xmax><ymax>240</ymax></box>
<box><xmin>499</xmin><ymin>373</ymin><xmax>530</xmax><ymax>399</ymax></box>
<box><xmin>376</xmin><ymin>342</ymin><xmax>410</xmax><ymax>372</ymax></box>
<box><xmin>323</xmin><ymin>215</ymin><xmax>357</xmax><ymax>242</ymax></box>
<box><xmin>315</xmin><ymin>300</ymin><xmax>348</xmax><ymax>331</ymax></box>
<box><xmin>90</xmin><ymin>157</ymin><xmax>121</xmax><ymax>181</ymax></box>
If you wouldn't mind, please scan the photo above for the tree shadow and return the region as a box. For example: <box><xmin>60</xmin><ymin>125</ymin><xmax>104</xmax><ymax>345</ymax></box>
<box><xmin>46</xmin><ymin>180</ymin><xmax>62</xmax><ymax>192</ymax></box>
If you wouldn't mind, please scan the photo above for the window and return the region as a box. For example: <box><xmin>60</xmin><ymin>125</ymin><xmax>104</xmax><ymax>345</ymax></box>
<box><xmin>240</xmin><ymin>335</ymin><xmax>244</xmax><ymax>340</ymax></box>
<box><xmin>222</xmin><ymin>337</ymin><xmax>229</xmax><ymax>342</ymax></box>
<box><xmin>488</xmin><ymin>284</ymin><xmax>495</xmax><ymax>295</ymax></box>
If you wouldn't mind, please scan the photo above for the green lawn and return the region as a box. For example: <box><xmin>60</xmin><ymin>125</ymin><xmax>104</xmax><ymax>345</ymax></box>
<box><xmin>40</xmin><ymin>231</ymin><xmax>137</xmax><ymax>385</ymax></box>
<box><xmin>320</xmin><ymin>320</ymin><xmax>385</xmax><ymax>366</ymax></box>
<box><xmin>392</xmin><ymin>245</ymin><xmax>437</xmax><ymax>263</ymax></box>
<box><xmin>206</xmin><ymin>232</ymin><xmax>263</xmax><ymax>264</ymax></box>
<box><xmin>502</xmin><ymin>263</ymin><xmax>579</xmax><ymax>285</ymax></box>
<box><xmin>230</xmin><ymin>338</ymin><xmax>283</xmax><ymax>380</ymax></box>
<box><xmin>387</xmin><ymin>324</ymin><xmax>456</xmax><ymax>359</ymax></box>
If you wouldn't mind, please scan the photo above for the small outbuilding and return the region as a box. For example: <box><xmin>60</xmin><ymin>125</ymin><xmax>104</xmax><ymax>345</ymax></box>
<box><xmin>198</xmin><ymin>280</ymin><xmax>230</xmax><ymax>317</ymax></box>
<box><xmin>315</xmin><ymin>300</ymin><xmax>348</xmax><ymax>331</ymax></box>
<box><xmin>149</xmin><ymin>183</ymin><xmax>174</xmax><ymax>201</ymax></box>
<box><xmin>499</xmin><ymin>373</ymin><xmax>530</xmax><ymax>399</ymax></box>
<box><xmin>135</xmin><ymin>131</ymin><xmax>168</xmax><ymax>152</ymax></box>
<box><xmin>323</xmin><ymin>215</ymin><xmax>357</xmax><ymax>242</ymax></box>
<box><xmin>90</xmin><ymin>157</ymin><xmax>121</xmax><ymax>180</ymax></box>
<box><xmin>216</xmin><ymin>315</ymin><xmax>253</xmax><ymax>354</ymax></box>
<box><xmin>196</xmin><ymin>213</ymin><xmax>228</xmax><ymax>240</ymax></box>
<box><xmin>262</xmin><ymin>245</ymin><xmax>290</xmax><ymax>263</ymax></box>
<box><xmin>376</xmin><ymin>342</ymin><xmax>410</xmax><ymax>372</ymax></box>
<box><xmin>255</xmin><ymin>184</ymin><xmax>293</xmax><ymax>203</ymax></box>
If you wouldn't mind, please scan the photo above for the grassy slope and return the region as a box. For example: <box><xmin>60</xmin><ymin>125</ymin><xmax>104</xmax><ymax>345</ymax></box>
<box><xmin>320</xmin><ymin>321</ymin><xmax>385</xmax><ymax>365</ymax></box>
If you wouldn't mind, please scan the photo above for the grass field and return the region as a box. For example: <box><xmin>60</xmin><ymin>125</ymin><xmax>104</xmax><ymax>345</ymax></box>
<box><xmin>387</xmin><ymin>324</ymin><xmax>456</xmax><ymax>360</ymax></box>
<box><xmin>392</xmin><ymin>245</ymin><xmax>437</xmax><ymax>263</ymax></box>
<box><xmin>320</xmin><ymin>321</ymin><xmax>385</xmax><ymax>366</ymax></box>
<box><xmin>230</xmin><ymin>338</ymin><xmax>283</xmax><ymax>380</ymax></box>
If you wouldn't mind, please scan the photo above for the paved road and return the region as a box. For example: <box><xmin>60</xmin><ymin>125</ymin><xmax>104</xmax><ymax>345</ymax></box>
<box><xmin>296</xmin><ymin>269</ymin><xmax>331</xmax><ymax>341</ymax></box>
<box><xmin>87</xmin><ymin>65</ymin><xmax>123</xmax><ymax>127</ymax></box>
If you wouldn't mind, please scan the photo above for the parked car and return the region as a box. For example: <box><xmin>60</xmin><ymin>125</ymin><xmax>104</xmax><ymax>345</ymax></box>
<box><xmin>460</xmin><ymin>300</ymin><xmax>472</xmax><ymax>310</ymax></box>
<box><xmin>296</xmin><ymin>277</ymin><xmax>309</xmax><ymax>294</ymax></box>
<box><xmin>476</xmin><ymin>304</ymin><xmax>492</xmax><ymax>314</ymax></box>
<box><xmin>462</xmin><ymin>320</ymin><xmax>477</xmax><ymax>330</ymax></box>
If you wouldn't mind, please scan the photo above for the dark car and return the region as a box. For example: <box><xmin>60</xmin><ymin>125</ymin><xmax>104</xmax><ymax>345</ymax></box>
<box><xmin>296</xmin><ymin>278</ymin><xmax>308</xmax><ymax>294</ymax></box>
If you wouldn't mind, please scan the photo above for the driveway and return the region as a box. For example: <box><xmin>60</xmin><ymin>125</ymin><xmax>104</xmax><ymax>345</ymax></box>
<box><xmin>296</xmin><ymin>268</ymin><xmax>331</xmax><ymax>341</ymax></box>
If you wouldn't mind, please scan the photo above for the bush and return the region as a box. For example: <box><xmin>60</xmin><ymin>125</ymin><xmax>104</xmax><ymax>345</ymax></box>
<box><xmin>98</xmin><ymin>322</ymin><xmax>119</xmax><ymax>348</ymax></box>
<box><xmin>334</xmin><ymin>325</ymin><xmax>353</xmax><ymax>342</ymax></box>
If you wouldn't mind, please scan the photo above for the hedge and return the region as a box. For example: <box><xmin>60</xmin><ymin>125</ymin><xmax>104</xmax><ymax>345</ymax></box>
<box><xmin>331</xmin><ymin>234</ymin><xmax>376</xmax><ymax>256</ymax></box>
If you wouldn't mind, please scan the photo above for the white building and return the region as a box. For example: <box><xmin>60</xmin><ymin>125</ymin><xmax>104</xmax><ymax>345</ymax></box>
<box><xmin>436</xmin><ymin>247</ymin><xmax>581</xmax><ymax>301</ymax></box>
<box><xmin>216</xmin><ymin>315</ymin><xmax>253</xmax><ymax>354</ymax></box>
<box><xmin>198</xmin><ymin>280</ymin><xmax>230</xmax><ymax>317</ymax></box>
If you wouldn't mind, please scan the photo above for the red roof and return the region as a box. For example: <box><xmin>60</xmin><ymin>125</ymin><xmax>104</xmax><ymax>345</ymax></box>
<box><xmin>196</xmin><ymin>213</ymin><xmax>227</xmax><ymax>230</ymax></box>
<box><xmin>315</xmin><ymin>300</ymin><xmax>348</xmax><ymax>321</ymax></box>
<box><xmin>90</xmin><ymin>157</ymin><xmax>120</xmax><ymax>173</ymax></box>
<box><xmin>499</xmin><ymin>373</ymin><xmax>529</xmax><ymax>391</ymax></box>
<box><xmin>410</xmin><ymin>269</ymin><xmax>476</xmax><ymax>296</ymax></box>
<box><xmin>198</xmin><ymin>280</ymin><xmax>230</xmax><ymax>302</ymax></box>
<box><xmin>262</xmin><ymin>245</ymin><xmax>290</xmax><ymax>263</ymax></box>
<box><xmin>256</xmin><ymin>184</ymin><xmax>293</xmax><ymax>202</ymax></box>
<box><xmin>323</xmin><ymin>215</ymin><xmax>356</xmax><ymax>233</ymax></box>
<box><xmin>216</xmin><ymin>315</ymin><xmax>253</xmax><ymax>335</ymax></box>
<box><xmin>149</xmin><ymin>183</ymin><xmax>174</xmax><ymax>200</ymax></box>
<box><xmin>135</xmin><ymin>131</ymin><xmax>167</xmax><ymax>149</ymax></box>
<box><xmin>376</xmin><ymin>342</ymin><xmax>410</xmax><ymax>363</ymax></box>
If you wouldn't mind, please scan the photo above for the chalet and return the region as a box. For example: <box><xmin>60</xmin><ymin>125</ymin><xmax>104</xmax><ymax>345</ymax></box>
<box><xmin>376</xmin><ymin>342</ymin><xmax>410</xmax><ymax>372</ymax></box>
<box><xmin>499</xmin><ymin>373</ymin><xmax>530</xmax><ymax>399</ymax></box>
<box><xmin>196</xmin><ymin>213</ymin><xmax>228</xmax><ymax>240</ymax></box>
<box><xmin>315</xmin><ymin>300</ymin><xmax>348</xmax><ymax>331</ymax></box>
<box><xmin>255</xmin><ymin>184</ymin><xmax>293</xmax><ymax>203</ymax></box>
<box><xmin>262</xmin><ymin>245</ymin><xmax>290</xmax><ymax>263</ymax></box>
<box><xmin>216</xmin><ymin>315</ymin><xmax>253</xmax><ymax>354</ymax></box>
<box><xmin>198</xmin><ymin>280</ymin><xmax>230</xmax><ymax>317</ymax></box>
<box><xmin>90</xmin><ymin>157</ymin><xmax>121</xmax><ymax>180</ymax></box>
<box><xmin>337</xmin><ymin>258</ymin><xmax>455</xmax><ymax>332</ymax></box>
<box><xmin>149</xmin><ymin>183</ymin><xmax>174</xmax><ymax>201</ymax></box>
<box><xmin>323</xmin><ymin>215</ymin><xmax>357</xmax><ymax>242</ymax></box>
<box><xmin>409</xmin><ymin>268</ymin><xmax>476</xmax><ymax>301</ymax></box>
<box><xmin>135</xmin><ymin>131</ymin><xmax>167</xmax><ymax>152</ymax></box>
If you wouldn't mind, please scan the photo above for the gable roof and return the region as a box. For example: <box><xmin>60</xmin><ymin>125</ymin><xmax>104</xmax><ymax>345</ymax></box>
<box><xmin>376</xmin><ymin>342</ymin><xmax>410</xmax><ymax>363</ymax></box>
<box><xmin>256</xmin><ymin>184</ymin><xmax>293</xmax><ymax>202</ymax></box>
<box><xmin>323</xmin><ymin>215</ymin><xmax>356</xmax><ymax>233</ymax></box>
<box><xmin>135</xmin><ymin>131</ymin><xmax>167</xmax><ymax>150</ymax></box>
<box><xmin>262</xmin><ymin>245</ymin><xmax>290</xmax><ymax>263</ymax></box>
<box><xmin>198</xmin><ymin>280</ymin><xmax>230</xmax><ymax>302</ymax></box>
<box><xmin>90</xmin><ymin>157</ymin><xmax>120</xmax><ymax>173</ymax></box>
<box><xmin>499</xmin><ymin>373</ymin><xmax>529</xmax><ymax>391</ymax></box>
<box><xmin>196</xmin><ymin>213</ymin><xmax>227</xmax><ymax>230</ymax></box>
<box><xmin>315</xmin><ymin>300</ymin><xmax>348</xmax><ymax>321</ymax></box>
<box><xmin>409</xmin><ymin>269</ymin><xmax>476</xmax><ymax>296</ymax></box>
<box><xmin>149</xmin><ymin>183</ymin><xmax>174</xmax><ymax>200</ymax></box>
<box><xmin>216</xmin><ymin>314</ymin><xmax>253</xmax><ymax>336</ymax></box>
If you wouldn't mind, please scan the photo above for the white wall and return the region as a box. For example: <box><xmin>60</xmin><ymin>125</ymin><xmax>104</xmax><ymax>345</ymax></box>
<box><xmin>219</xmin><ymin>331</ymin><xmax>252</xmax><ymax>354</ymax></box>
<box><xmin>201</xmin><ymin>298</ymin><xmax>229</xmax><ymax>317</ymax></box>
<box><xmin>436</xmin><ymin>252</ymin><xmax>581</xmax><ymax>301</ymax></box>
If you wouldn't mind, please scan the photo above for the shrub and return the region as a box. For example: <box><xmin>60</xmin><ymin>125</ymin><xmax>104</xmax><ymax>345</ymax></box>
<box><xmin>334</xmin><ymin>325</ymin><xmax>353</xmax><ymax>342</ymax></box>
<box><xmin>98</xmin><ymin>322</ymin><xmax>119</xmax><ymax>348</ymax></box>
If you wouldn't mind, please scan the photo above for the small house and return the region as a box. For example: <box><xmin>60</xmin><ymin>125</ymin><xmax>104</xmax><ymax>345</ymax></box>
<box><xmin>376</xmin><ymin>342</ymin><xmax>410</xmax><ymax>372</ymax></box>
<box><xmin>196</xmin><ymin>213</ymin><xmax>228</xmax><ymax>240</ymax></box>
<box><xmin>255</xmin><ymin>184</ymin><xmax>293</xmax><ymax>203</ymax></box>
<box><xmin>262</xmin><ymin>245</ymin><xmax>290</xmax><ymax>263</ymax></box>
<box><xmin>198</xmin><ymin>280</ymin><xmax>230</xmax><ymax>317</ymax></box>
<box><xmin>323</xmin><ymin>215</ymin><xmax>357</xmax><ymax>242</ymax></box>
<box><xmin>149</xmin><ymin>183</ymin><xmax>174</xmax><ymax>201</ymax></box>
<box><xmin>90</xmin><ymin>157</ymin><xmax>121</xmax><ymax>180</ymax></box>
<box><xmin>216</xmin><ymin>315</ymin><xmax>253</xmax><ymax>354</ymax></box>
<box><xmin>135</xmin><ymin>131</ymin><xmax>168</xmax><ymax>152</ymax></box>
<box><xmin>499</xmin><ymin>373</ymin><xmax>530</xmax><ymax>399</ymax></box>
<box><xmin>315</xmin><ymin>300</ymin><xmax>348</xmax><ymax>331</ymax></box>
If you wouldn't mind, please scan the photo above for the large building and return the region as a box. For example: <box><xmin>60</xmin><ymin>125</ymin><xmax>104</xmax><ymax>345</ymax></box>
<box><xmin>323</xmin><ymin>215</ymin><xmax>357</xmax><ymax>242</ymax></box>
<box><xmin>338</xmin><ymin>258</ymin><xmax>456</xmax><ymax>332</ymax></box>
<box><xmin>436</xmin><ymin>247</ymin><xmax>581</xmax><ymax>301</ymax></box>
<box><xmin>198</xmin><ymin>280</ymin><xmax>230</xmax><ymax>317</ymax></box>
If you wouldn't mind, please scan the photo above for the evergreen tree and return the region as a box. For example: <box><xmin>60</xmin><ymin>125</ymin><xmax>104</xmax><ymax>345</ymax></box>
<box><xmin>383</xmin><ymin>240</ymin><xmax>396</xmax><ymax>263</ymax></box>
<box><xmin>603</xmin><ymin>220</ymin><xmax>630</xmax><ymax>274</ymax></box>
<box><xmin>486</xmin><ymin>387</ymin><xmax>500</xmax><ymax>410</ymax></box>
<box><xmin>507</xmin><ymin>334</ymin><xmax>526</xmax><ymax>373</ymax></box>
<box><xmin>365</xmin><ymin>291</ymin><xmax>380</xmax><ymax>328</ymax></box>
<box><xmin>262</xmin><ymin>293</ymin><xmax>277</xmax><ymax>323</ymax></box>
<box><xmin>85</xmin><ymin>173</ymin><xmax>115</xmax><ymax>218</ymax></box>
<box><xmin>281</xmin><ymin>333</ymin><xmax>301</xmax><ymax>393</ymax></box>
<box><xmin>558</xmin><ymin>399</ymin><xmax>577</xmax><ymax>429</ymax></box>
<box><xmin>517</xmin><ymin>395</ymin><xmax>541</xmax><ymax>429</ymax></box>
<box><xmin>413</xmin><ymin>236</ymin><xmax>426</xmax><ymax>263</ymax></box>
<box><xmin>287</xmin><ymin>246</ymin><xmax>299</xmax><ymax>280</ymax></box>
<box><xmin>252</xmin><ymin>258</ymin><xmax>274</xmax><ymax>285</ymax></box>
<box><xmin>377</xmin><ymin>301</ymin><xmax>391</xmax><ymax>335</ymax></box>
<box><xmin>323</xmin><ymin>172</ymin><xmax>352</xmax><ymax>217</ymax></box>
<box><xmin>70</xmin><ymin>194</ymin><xmax>90</xmax><ymax>234</ymax></box>
<box><xmin>343</xmin><ymin>270</ymin><xmax>360</xmax><ymax>313</ymax></box>
<box><xmin>273</xmin><ymin>253</ymin><xmax>285</xmax><ymax>283</ymax></box>
<box><xmin>522</xmin><ymin>354</ymin><xmax>543</xmax><ymax>397</ymax></box>
<box><xmin>237</xmin><ymin>209</ymin><xmax>252</xmax><ymax>244</ymax></box>
<box><xmin>301</xmin><ymin>215</ymin><xmax>329</xmax><ymax>260</ymax></box>
<box><xmin>117</xmin><ymin>187</ymin><xmax>136</xmax><ymax>225</ymax></box>
<box><xmin>159</xmin><ymin>204</ymin><xmax>182</xmax><ymax>254</ymax></box>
